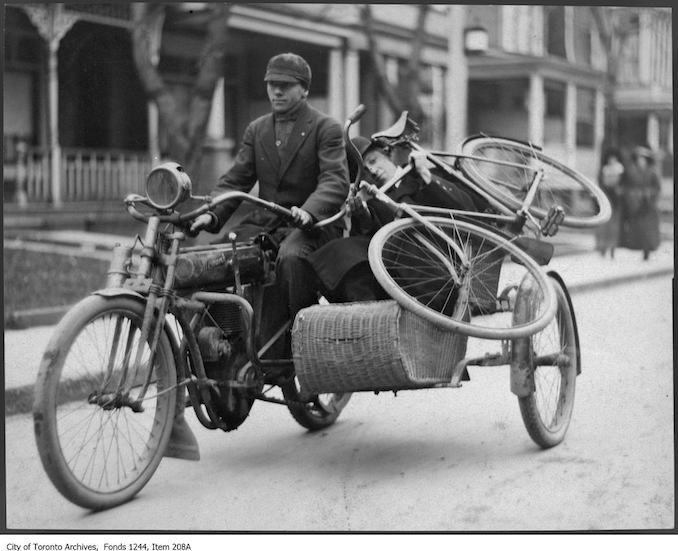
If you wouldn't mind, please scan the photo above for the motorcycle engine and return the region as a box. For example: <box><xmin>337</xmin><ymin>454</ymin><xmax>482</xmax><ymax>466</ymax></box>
<box><xmin>198</xmin><ymin>303</ymin><xmax>255</xmax><ymax>431</ymax></box>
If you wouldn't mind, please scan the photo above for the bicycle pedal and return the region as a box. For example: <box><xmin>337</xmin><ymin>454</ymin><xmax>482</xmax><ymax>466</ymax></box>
<box><xmin>540</xmin><ymin>206</ymin><xmax>565</xmax><ymax>237</ymax></box>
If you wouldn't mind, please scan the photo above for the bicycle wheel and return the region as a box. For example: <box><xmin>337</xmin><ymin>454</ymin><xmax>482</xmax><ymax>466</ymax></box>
<box><xmin>368</xmin><ymin>217</ymin><xmax>557</xmax><ymax>340</ymax></box>
<box><xmin>459</xmin><ymin>136</ymin><xmax>611</xmax><ymax>228</ymax></box>
<box><xmin>33</xmin><ymin>295</ymin><xmax>177</xmax><ymax>510</ymax></box>
<box><xmin>282</xmin><ymin>378</ymin><xmax>351</xmax><ymax>431</ymax></box>
<box><xmin>513</xmin><ymin>275</ymin><xmax>578</xmax><ymax>448</ymax></box>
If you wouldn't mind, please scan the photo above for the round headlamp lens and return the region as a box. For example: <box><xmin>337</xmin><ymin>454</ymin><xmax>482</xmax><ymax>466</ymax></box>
<box><xmin>146</xmin><ymin>168</ymin><xmax>179</xmax><ymax>209</ymax></box>
<box><xmin>145</xmin><ymin>162</ymin><xmax>191</xmax><ymax>209</ymax></box>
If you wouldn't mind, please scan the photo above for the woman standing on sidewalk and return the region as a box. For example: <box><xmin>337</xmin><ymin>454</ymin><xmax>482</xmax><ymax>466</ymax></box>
<box><xmin>595</xmin><ymin>148</ymin><xmax>624</xmax><ymax>258</ymax></box>
<box><xmin>619</xmin><ymin>146</ymin><xmax>661</xmax><ymax>261</ymax></box>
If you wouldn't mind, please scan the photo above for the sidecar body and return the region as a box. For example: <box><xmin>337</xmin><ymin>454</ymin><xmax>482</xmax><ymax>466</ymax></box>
<box><xmin>292</xmin><ymin>300</ymin><xmax>468</xmax><ymax>395</ymax></box>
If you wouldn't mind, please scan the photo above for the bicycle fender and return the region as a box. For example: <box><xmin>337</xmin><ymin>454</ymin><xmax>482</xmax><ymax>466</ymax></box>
<box><xmin>547</xmin><ymin>271</ymin><xmax>581</xmax><ymax>376</ymax></box>
<box><xmin>92</xmin><ymin>287</ymin><xmax>145</xmax><ymax>300</ymax></box>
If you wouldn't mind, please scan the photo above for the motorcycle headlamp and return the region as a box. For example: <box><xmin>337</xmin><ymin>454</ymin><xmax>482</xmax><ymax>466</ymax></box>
<box><xmin>145</xmin><ymin>162</ymin><xmax>192</xmax><ymax>210</ymax></box>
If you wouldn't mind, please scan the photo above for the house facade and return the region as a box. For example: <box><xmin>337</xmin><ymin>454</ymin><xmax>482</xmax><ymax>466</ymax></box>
<box><xmin>3</xmin><ymin>3</ymin><xmax>673</xmax><ymax>214</ymax></box>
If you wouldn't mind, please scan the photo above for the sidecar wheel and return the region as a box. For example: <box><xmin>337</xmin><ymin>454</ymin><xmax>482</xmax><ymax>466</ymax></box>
<box><xmin>513</xmin><ymin>276</ymin><xmax>578</xmax><ymax>448</ymax></box>
<box><xmin>33</xmin><ymin>296</ymin><xmax>177</xmax><ymax>510</ymax></box>
<box><xmin>282</xmin><ymin>378</ymin><xmax>351</xmax><ymax>431</ymax></box>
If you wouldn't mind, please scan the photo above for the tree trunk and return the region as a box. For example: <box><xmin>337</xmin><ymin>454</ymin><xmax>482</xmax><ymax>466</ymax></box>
<box><xmin>361</xmin><ymin>4</ymin><xmax>428</xmax><ymax>123</ymax></box>
<box><xmin>591</xmin><ymin>6</ymin><xmax>636</xmax><ymax>153</ymax></box>
<box><xmin>131</xmin><ymin>4</ymin><xmax>232</xmax><ymax>178</ymax></box>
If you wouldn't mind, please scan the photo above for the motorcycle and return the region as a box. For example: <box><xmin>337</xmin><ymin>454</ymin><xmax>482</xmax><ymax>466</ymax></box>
<box><xmin>33</xmin><ymin>106</ymin><xmax>597</xmax><ymax>511</ymax></box>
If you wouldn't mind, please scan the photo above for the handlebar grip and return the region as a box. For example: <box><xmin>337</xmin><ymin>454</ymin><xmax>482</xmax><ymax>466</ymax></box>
<box><xmin>347</xmin><ymin>104</ymin><xmax>366</xmax><ymax>124</ymax></box>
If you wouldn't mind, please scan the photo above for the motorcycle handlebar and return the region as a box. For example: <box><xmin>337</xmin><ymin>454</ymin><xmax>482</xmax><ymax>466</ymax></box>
<box><xmin>126</xmin><ymin>105</ymin><xmax>371</xmax><ymax>232</ymax></box>
<box><xmin>125</xmin><ymin>191</ymin><xmax>345</xmax><ymax>231</ymax></box>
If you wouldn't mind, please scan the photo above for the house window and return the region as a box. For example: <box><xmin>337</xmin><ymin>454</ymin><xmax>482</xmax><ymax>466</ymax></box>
<box><xmin>545</xmin><ymin>6</ymin><xmax>566</xmax><ymax>58</ymax></box>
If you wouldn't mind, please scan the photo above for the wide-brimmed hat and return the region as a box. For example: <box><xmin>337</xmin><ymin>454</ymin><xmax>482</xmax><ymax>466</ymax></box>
<box><xmin>350</xmin><ymin>136</ymin><xmax>374</xmax><ymax>157</ymax></box>
<box><xmin>264</xmin><ymin>53</ymin><xmax>312</xmax><ymax>89</ymax></box>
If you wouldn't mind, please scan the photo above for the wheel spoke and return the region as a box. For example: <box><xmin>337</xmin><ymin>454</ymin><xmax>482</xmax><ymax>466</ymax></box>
<box><xmin>34</xmin><ymin>297</ymin><xmax>176</xmax><ymax>508</ymax></box>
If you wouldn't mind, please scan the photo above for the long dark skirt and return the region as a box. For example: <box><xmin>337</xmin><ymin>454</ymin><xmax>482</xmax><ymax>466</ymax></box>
<box><xmin>619</xmin><ymin>208</ymin><xmax>660</xmax><ymax>252</ymax></box>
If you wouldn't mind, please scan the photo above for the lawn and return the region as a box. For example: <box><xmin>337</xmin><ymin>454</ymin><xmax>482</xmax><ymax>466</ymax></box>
<box><xmin>3</xmin><ymin>248</ymin><xmax>109</xmax><ymax>314</ymax></box>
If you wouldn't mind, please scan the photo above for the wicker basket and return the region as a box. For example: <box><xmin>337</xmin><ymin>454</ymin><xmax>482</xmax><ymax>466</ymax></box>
<box><xmin>292</xmin><ymin>300</ymin><xmax>467</xmax><ymax>394</ymax></box>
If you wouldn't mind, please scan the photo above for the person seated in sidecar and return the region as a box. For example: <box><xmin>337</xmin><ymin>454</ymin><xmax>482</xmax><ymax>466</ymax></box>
<box><xmin>308</xmin><ymin>136</ymin><xmax>488</xmax><ymax>303</ymax></box>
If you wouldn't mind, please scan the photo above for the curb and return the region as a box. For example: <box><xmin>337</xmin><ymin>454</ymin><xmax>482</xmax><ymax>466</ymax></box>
<box><xmin>5</xmin><ymin>305</ymin><xmax>70</xmax><ymax>330</ymax></box>
<box><xmin>5</xmin><ymin>386</ymin><xmax>35</xmax><ymax>417</ymax></box>
<box><xmin>4</xmin><ymin>264</ymin><xmax>673</xmax><ymax>418</ymax></box>
<box><xmin>567</xmin><ymin>266</ymin><xmax>674</xmax><ymax>294</ymax></box>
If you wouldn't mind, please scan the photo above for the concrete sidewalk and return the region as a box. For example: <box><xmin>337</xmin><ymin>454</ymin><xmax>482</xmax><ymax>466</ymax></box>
<box><xmin>3</xmin><ymin>231</ymin><xmax>674</xmax><ymax>415</ymax></box>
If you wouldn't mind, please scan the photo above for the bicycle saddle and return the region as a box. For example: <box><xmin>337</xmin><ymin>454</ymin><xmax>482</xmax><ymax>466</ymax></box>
<box><xmin>371</xmin><ymin>111</ymin><xmax>420</xmax><ymax>140</ymax></box>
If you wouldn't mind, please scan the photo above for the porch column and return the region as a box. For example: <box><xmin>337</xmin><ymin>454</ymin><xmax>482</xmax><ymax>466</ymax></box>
<box><xmin>647</xmin><ymin>112</ymin><xmax>659</xmax><ymax>151</ymax></box>
<box><xmin>668</xmin><ymin>118</ymin><xmax>673</xmax><ymax>155</ymax></box>
<box><xmin>23</xmin><ymin>5</ymin><xmax>79</xmax><ymax>208</ymax></box>
<box><xmin>147</xmin><ymin>8</ymin><xmax>165</xmax><ymax>165</ymax></box>
<box><xmin>431</xmin><ymin>65</ymin><xmax>445</xmax><ymax>149</ymax></box>
<box><xmin>327</xmin><ymin>48</ymin><xmax>344</xmax><ymax>123</ymax></box>
<box><xmin>564</xmin><ymin>81</ymin><xmax>577</xmax><ymax>167</ymax></box>
<box><xmin>446</xmin><ymin>4</ymin><xmax>468</xmax><ymax>152</ymax></box>
<box><xmin>207</xmin><ymin>78</ymin><xmax>226</xmax><ymax>139</ymax></box>
<box><xmin>594</xmin><ymin>88</ymin><xmax>605</xmax><ymax>167</ymax></box>
<box><xmin>528</xmin><ymin>73</ymin><xmax>545</xmax><ymax>146</ymax></box>
<box><xmin>344</xmin><ymin>48</ymin><xmax>360</xmax><ymax>134</ymax></box>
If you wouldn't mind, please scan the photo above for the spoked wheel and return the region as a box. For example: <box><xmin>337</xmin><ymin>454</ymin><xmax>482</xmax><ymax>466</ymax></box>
<box><xmin>513</xmin><ymin>275</ymin><xmax>579</xmax><ymax>448</ymax></box>
<box><xmin>458</xmin><ymin>136</ymin><xmax>611</xmax><ymax>228</ymax></box>
<box><xmin>282</xmin><ymin>378</ymin><xmax>351</xmax><ymax>431</ymax></box>
<box><xmin>368</xmin><ymin>217</ymin><xmax>557</xmax><ymax>340</ymax></box>
<box><xmin>33</xmin><ymin>295</ymin><xmax>177</xmax><ymax>510</ymax></box>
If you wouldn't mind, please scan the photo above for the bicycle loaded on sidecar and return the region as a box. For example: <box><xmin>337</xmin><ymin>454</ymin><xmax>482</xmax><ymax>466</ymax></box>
<box><xmin>33</xmin><ymin>105</ymin><xmax>611</xmax><ymax>510</ymax></box>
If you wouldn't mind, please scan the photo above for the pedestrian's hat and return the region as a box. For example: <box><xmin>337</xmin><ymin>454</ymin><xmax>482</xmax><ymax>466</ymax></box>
<box><xmin>633</xmin><ymin>146</ymin><xmax>653</xmax><ymax>160</ymax></box>
<box><xmin>264</xmin><ymin>53</ymin><xmax>312</xmax><ymax>89</ymax></box>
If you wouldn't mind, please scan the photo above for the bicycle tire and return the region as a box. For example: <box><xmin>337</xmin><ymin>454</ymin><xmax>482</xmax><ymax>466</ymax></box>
<box><xmin>33</xmin><ymin>295</ymin><xmax>176</xmax><ymax>510</ymax></box>
<box><xmin>513</xmin><ymin>275</ymin><xmax>578</xmax><ymax>448</ymax></box>
<box><xmin>458</xmin><ymin>136</ymin><xmax>611</xmax><ymax>228</ymax></box>
<box><xmin>368</xmin><ymin>217</ymin><xmax>557</xmax><ymax>340</ymax></box>
<box><xmin>282</xmin><ymin>378</ymin><xmax>352</xmax><ymax>431</ymax></box>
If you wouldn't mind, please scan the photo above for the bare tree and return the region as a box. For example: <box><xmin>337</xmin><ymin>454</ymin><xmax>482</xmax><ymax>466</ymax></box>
<box><xmin>590</xmin><ymin>6</ymin><xmax>640</xmax><ymax>151</ymax></box>
<box><xmin>361</xmin><ymin>4</ymin><xmax>430</xmax><ymax>123</ymax></box>
<box><xmin>130</xmin><ymin>3</ymin><xmax>232</xmax><ymax>176</ymax></box>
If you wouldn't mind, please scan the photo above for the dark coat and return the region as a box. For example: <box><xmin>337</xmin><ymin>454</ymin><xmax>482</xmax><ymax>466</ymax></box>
<box><xmin>594</xmin><ymin>162</ymin><xmax>623</xmax><ymax>252</ymax></box>
<box><xmin>308</xmin><ymin>169</ymin><xmax>484</xmax><ymax>293</ymax></box>
<box><xmin>619</xmin><ymin>164</ymin><xmax>661</xmax><ymax>252</ymax></box>
<box><xmin>207</xmin><ymin>101</ymin><xmax>349</xmax><ymax>236</ymax></box>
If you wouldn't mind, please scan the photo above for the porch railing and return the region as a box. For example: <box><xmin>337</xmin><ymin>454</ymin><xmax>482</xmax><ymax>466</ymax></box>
<box><xmin>7</xmin><ymin>145</ymin><xmax>152</xmax><ymax>205</ymax></box>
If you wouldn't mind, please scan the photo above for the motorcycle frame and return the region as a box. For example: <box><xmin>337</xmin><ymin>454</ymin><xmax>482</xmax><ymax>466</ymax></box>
<box><xmin>105</xmin><ymin>213</ymin><xmax>298</xmax><ymax>432</ymax></box>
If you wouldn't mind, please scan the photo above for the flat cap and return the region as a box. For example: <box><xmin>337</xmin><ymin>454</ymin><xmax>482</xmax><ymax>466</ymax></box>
<box><xmin>264</xmin><ymin>53</ymin><xmax>312</xmax><ymax>88</ymax></box>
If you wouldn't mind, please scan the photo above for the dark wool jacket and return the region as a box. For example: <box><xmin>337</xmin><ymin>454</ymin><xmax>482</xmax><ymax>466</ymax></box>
<box><xmin>308</xmin><ymin>168</ymin><xmax>485</xmax><ymax>291</ymax></box>
<box><xmin>207</xmin><ymin>101</ymin><xmax>349</xmax><ymax>233</ymax></box>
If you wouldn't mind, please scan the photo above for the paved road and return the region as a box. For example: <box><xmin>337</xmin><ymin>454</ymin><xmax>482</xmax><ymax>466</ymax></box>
<box><xmin>5</xmin><ymin>275</ymin><xmax>673</xmax><ymax>531</ymax></box>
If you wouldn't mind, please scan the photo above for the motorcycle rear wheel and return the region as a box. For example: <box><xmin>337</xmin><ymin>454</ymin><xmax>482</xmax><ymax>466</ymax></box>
<box><xmin>282</xmin><ymin>378</ymin><xmax>351</xmax><ymax>431</ymax></box>
<box><xmin>33</xmin><ymin>295</ymin><xmax>177</xmax><ymax>510</ymax></box>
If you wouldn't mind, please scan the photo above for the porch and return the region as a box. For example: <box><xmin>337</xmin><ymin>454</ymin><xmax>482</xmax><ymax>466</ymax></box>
<box><xmin>4</xmin><ymin>145</ymin><xmax>151</xmax><ymax>231</ymax></box>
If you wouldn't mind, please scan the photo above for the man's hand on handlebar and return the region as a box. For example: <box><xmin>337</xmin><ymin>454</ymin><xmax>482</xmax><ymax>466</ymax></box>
<box><xmin>190</xmin><ymin>213</ymin><xmax>216</xmax><ymax>234</ymax></box>
<box><xmin>290</xmin><ymin>206</ymin><xmax>314</xmax><ymax>228</ymax></box>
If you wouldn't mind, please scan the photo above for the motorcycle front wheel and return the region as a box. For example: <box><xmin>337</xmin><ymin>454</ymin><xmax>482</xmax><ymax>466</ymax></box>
<box><xmin>33</xmin><ymin>295</ymin><xmax>177</xmax><ymax>510</ymax></box>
